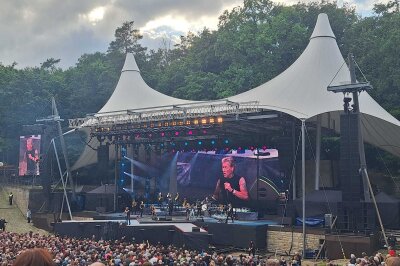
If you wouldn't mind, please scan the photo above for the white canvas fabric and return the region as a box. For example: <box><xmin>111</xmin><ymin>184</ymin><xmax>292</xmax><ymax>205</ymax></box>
<box><xmin>98</xmin><ymin>53</ymin><xmax>191</xmax><ymax>114</ymax></box>
<box><xmin>71</xmin><ymin>13</ymin><xmax>400</xmax><ymax>170</ymax></box>
<box><xmin>228</xmin><ymin>13</ymin><xmax>400</xmax><ymax>157</ymax></box>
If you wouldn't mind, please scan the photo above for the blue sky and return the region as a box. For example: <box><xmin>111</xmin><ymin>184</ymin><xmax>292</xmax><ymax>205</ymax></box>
<box><xmin>0</xmin><ymin>0</ymin><xmax>386</xmax><ymax>69</ymax></box>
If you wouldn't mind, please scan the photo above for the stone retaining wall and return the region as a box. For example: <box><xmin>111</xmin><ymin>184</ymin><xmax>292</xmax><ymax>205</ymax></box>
<box><xmin>267</xmin><ymin>227</ymin><xmax>325</xmax><ymax>254</ymax></box>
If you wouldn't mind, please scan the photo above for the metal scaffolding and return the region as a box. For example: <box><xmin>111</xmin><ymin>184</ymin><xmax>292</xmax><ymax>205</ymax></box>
<box><xmin>69</xmin><ymin>100</ymin><xmax>261</xmax><ymax>128</ymax></box>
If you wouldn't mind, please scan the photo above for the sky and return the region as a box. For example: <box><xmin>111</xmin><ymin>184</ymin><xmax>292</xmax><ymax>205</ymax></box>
<box><xmin>0</xmin><ymin>0</ymin><xmax>387</xmax><ymax>69</ymax></box>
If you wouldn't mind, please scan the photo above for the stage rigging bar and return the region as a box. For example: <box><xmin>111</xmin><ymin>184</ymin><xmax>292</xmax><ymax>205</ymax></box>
<box><xmin>69</xmin><ymin>100</ymin><xmax>261</xmax><ymax>128</ymax></box>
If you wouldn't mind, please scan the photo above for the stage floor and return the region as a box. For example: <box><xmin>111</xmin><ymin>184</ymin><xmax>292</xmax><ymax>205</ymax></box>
<box><xmin>91</xmin><ymin>211</ymin><xmax>279</xmax><ymax>226</ymax></box>
<box><xmin>62</xmin><ymin>219</ymin><xmax>207</xmax><ymax>233</ymax></box>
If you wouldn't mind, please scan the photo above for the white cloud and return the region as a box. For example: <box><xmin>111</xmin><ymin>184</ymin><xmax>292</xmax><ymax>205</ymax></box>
<box><xmin>86</xmin><ymin>6</ymin><xmax>107</xmax><ymax>25</ymax></box>
<box><xmin>0</xmin><ymin>0</ymin><xmax>387</xmax><ymax>69</ymax></box>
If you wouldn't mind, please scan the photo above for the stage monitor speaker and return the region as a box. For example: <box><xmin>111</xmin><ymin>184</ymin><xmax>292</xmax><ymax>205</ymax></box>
<box><xmin>192</xmin><ymin>227</ymin><xmax>200</xmax><ymax>232</ymax></box>
<box><xmin>157</xmin><ymin>217</ymin><xmax>172</xmax><ymax>221</ymax></box>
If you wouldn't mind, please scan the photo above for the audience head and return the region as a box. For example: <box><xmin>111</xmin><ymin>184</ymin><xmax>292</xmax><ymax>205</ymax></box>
<box><xmin>13</xmin><ymin>248</ymin><xmax>54</xmax><ymax>266</ymax></box>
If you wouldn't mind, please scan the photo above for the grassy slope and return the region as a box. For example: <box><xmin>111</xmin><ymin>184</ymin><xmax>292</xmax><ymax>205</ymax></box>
<box><xmin>0</xmin><ymin>187</ymin><xmax>48</xmax><ymax>234</ymax></box>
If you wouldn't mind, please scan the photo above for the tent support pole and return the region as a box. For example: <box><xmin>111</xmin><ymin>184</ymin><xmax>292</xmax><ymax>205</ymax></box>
<box><xmin>52</xmin><ymin>97</ymin><xmax>76</xmax><ymax>202</ymax></box>
<box><xmin>292</xmin><ymin>120</ymin><xmax>297</xmax><ymax>200</ymax></box>
<box><xmin>301</xmin><ymin>119</ymin><xmax>306</xmax><ymax>256</ymax></box>
<box><xmin>315</xmin><ymin>115</ymin><xmax>321</xmax><ymax>190</ymax></box>
<box><xmin>52</xmin><ymin>139</ymin><xmax>73</xmax><ymax>220</ymax></box>
<box><xmin>114</xmin><ymin>144</ymin><xmax>119</xmax><ymax>212</ymax></box>
<box><xmin>348</xmin><ymin>53</ymin><xmax>388</xmax><ymax>249</ymax></box>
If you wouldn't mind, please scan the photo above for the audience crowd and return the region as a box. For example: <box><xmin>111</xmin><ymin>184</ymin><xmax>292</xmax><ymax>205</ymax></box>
<box><xmin>345</xmin><ymin>250</ymin><xmax>400</xmax><ymax>266</ymax></box>
<box><xmin>1</xmin><ymin>231</ymin><xmax>399</xmax><ymax>266</ymax></box>
<box><xmin>0</xmin><ymin>231</ymin><xmax>272</xmax><ymax>266</ymax></box>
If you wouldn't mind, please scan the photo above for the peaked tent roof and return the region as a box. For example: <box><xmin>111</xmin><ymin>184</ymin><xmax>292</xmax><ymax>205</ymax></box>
<box><xmin>72</xmin><ymin>54</ymin><xmax>193</xmax><ymax>169</ymax></box>
<box><xmin>228</xmin><ymin>13</ymin><xmax>400</xmax><ymax>157</ymax></box>
<box><xmin>72</xmin><ymin>13</ymin><xmax>400</xmax><ymax>170</ymax></box>
<box><xmin>98</xmin><ymin>53</ymin><xmax>192</xmax><ymax>114</ymax></box>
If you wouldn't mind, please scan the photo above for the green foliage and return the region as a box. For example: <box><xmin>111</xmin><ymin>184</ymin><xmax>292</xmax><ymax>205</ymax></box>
<box><xmin>107</xmin><ymin>21</ymin><xmax>147</xmax><ymax>55</ymax></box>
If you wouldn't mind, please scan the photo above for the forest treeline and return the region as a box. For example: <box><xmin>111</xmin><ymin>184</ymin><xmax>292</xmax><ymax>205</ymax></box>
<box><xmin>0</xmin><ymin>0</ymin><xmax>399</xmax><ymax>170</ymax></box>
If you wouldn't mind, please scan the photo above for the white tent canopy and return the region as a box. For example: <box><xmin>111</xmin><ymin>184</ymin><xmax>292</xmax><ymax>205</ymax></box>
<box><xmin>228</xmin><ymin>13</ymin><xmax>400</xmax><ymax>157</ymax></box>
<box><xmin>98</xmin><ymin>53</ymin><xmax>192</xmax><ymax>114</ymax></box>
<box><xmin>71</xmin><ymin>13</ymin><xmax>400</xmax><ymax>170</ymax></box>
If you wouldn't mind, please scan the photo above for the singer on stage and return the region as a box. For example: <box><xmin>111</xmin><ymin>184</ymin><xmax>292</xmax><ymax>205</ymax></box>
<box><xmin>212</xmin><ymin>157</ymin><xmax>249</xmax><ymax>207</ymax></box>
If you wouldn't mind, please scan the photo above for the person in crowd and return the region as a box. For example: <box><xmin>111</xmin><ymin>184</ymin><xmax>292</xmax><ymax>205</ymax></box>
<box><xmin>174</xmin><ymin>192</ymin><xmax>180</xmax><ymax>211</ymax></box>
<box><xmin>150</xmin><ymin>204</ymin><xmax>156</xmax><ymax>218</ymax></box>
<box><xmin>0</xmin><ymin>218</ymin><xmax>7</xmax><ymax>231</ymax></box>
<box><xmin>131</xmin><ymin>199</ymin><xmax>137</xmax><ymax>215</ymax></box>
<box><xmin>212</xmin><ymin>157</ymin><xmax>249</xmax><ymax>207</ymax></box>
<box><xmin>9</xmin><ymin>192</ymin><xmax>13</xmax><ymax>205</ymax></box>
<box><xmin>248</xmin><ymin>240</ymin><xmax>256</xmax><ymax>257</ymax></box>
<box><xmin>349</xmin><ymin>253</ymin><xmax>356</xmax><ymax>265</ymax></box>
<box><xmin>386</xmin><ymin>255</ymin><xmax>400</xmax><ymax>266</ymax></box>
<box><xmin>139</xmin><ymin>201</ymin><xmax>144</xmax><ymax>218</ymax></box>
<box><xmin>157</xmin><ymin>192</ymin><xmax>163</xmax><ymax>207</ymax></box>
<box><xmin>196</xmin><ymin>200</ymin><xmax>202</xmax><ymax>217</ymax></box>
<box><xmin>13</xmin><ymin>248</ymin><xmax>54</xmax><ymax>266</ymax></box>
<box><xmin>225</xmin><ymin>203</ymin><xmax>234</xmax><ymax>223</ymax></box>
<box><xmin>292</xmin><ymin>251</ymin><xmax>302</xmax><ymax>266</ymax></box>
<box><xmin>388</xmin><ymin>234</ymin><xmax>397</xmax><ymax>249</ymax></box>
<box><xmin>26</xmin><ymin>209</ymin><xmax>32</xmax><ymax>223</ymax></box>
<box><xmin>124</xmin><ymin>207</ymin><xmax>131</xmax><ymax>225</ymax></box>
<box><xmin>185</xmin><ymin>202</ymin><xmax>191</xmax><ymax>220</ymax></box>
<box><xmin>168</xmin><ymin>198</ymin><xmax>174</xmax><ymax>216</ymax></box>
<box><xmin>279</xmin><ymin>256</ymin><xmax>287</xmax><ymax>266</ymax></box>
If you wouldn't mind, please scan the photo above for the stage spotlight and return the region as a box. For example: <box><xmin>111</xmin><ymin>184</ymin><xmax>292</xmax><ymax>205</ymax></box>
<box><xmin>209</xmin><ymin>118</ymin><xmax>215</xmax><ymax>123</ymax></box>
<box><xmin>217</xmin><ymin>117</ymin><xmax>223</xmax><ymax>123</ymax></box>
<box><xmin>224</xmin><ymin>139</ymin><xmax>229</xmax><ymax>144</ymax></box>
<box><xmin>188</xmin><ymin>130</ymin><xmax>193</xmax><ymax>135</ymax></box>
<box><xmin>184</xmin><ymin>142</ymin><xmax>189</xmax><ymax>146</ymax></box>
<box><xmin>193</xmin><ymin>119</ymin><xmax>199</xmax><ymax>125</ymax></box>
<box><xmin>211</xmin><ymin>140</ymin><xmax>216</xmax><ymax>145</ymax></box>
<box><xmin>201</xmin><ymin>118</ymin><xmax>207</xmax><ymax>124</ymax></box>
<box><xmin>175</xmin><ymin>131</ymin><xmax>180</xmax><ymax>136</ymax></box>
<box><xmin>161</xmin><ymin>132</ymin><xmax>165</xmax><ymax>137</ymax></box>
<box><xmin>198</xmin><ymin>141</ymin><xmax>202</xmax><ymax>145</ymax></box>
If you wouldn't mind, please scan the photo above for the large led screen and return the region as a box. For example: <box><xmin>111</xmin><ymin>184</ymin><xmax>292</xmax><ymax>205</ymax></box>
<box><xmin>19</xmin><ymin>135</ymin><xmax>41</xmax><ymax>176</ymax></box>
<box><xmin>176</xmin><ymin>150</ymin><xmax>285</xmax><ymax>208</ymax></box>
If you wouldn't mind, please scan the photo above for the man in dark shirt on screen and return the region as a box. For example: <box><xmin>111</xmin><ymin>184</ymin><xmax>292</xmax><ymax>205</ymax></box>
<box><xmin>212</xmin><ymin>157</ymin><xmax>249</xmax><ymax>207</ymax></box>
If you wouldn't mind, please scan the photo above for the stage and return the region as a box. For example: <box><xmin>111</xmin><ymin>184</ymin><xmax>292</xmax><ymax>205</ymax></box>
<box><xmin>53</xmin><ymin>211</ymin><xmax>277</xmax><ymax>251</ymax></box>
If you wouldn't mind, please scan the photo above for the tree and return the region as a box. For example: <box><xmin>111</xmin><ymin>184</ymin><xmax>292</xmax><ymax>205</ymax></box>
<box><xmin>40</xmin><ymin>58</ymin><xmax>61</xmax><ymax>72</ymax></box>
<box><xmin>107</xmin><ymin>21</ymin><xmax>147</xmax><ymax>55</ymax></box>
